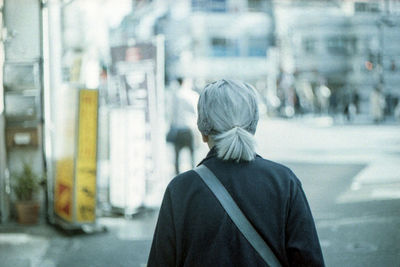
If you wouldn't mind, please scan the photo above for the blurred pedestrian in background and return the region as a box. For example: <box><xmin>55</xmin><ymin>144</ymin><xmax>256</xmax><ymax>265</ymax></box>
<box><xmin>352</xmin><ymin>89</ymin><xmax>360</xmax><ymax>114</ymax></box>
<box><xmin>149</xmin><ymin>79</ymin><xmax>325</xmax><ymax>266</ymax></box>
<box><xmin>394</xmin><ymin>100</ymin><xmax>400</xmax><ymax>122</ymax></box>
<box><xmin>370</xmin><ymin>86</ymin><xmax>386</xmax><ymax>123</ymax></box>
<box><xmin>166</xmin><ymin>77</ymin><xmax>199</xmax><ymax>174</ymax></box>
<box><xmin>316</xmin><ymin>81</ymin><xmax>331</xmax><ymax>115</ymax></box>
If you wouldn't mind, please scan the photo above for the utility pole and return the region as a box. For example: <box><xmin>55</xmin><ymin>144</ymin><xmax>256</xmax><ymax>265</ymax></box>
<box><xmin>42</xmin><ymin>0</ymin><xmax>63</xmax><ymax>224</ymax></box>
<box><xmin>377</xmin><ymin>0</ymin><xmax>395</xmax><ymax>91</ymax></box>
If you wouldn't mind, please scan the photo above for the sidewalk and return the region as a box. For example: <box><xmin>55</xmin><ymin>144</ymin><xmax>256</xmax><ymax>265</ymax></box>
<box><xmin>0</xmin><ymin>212</ymin><xmax>158</xmax><ymax>267</ymax></box>
<box><xmin>0</xmin><ymin>222</ymin><xmax>58</xmax><ymax>267</ymax></box>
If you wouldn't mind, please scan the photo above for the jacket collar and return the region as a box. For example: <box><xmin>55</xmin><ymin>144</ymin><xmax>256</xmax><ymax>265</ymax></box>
<box><xmin>197</xmin><ymin>146</ymin><xmax>263</xmax><ymax>166</ymax></box>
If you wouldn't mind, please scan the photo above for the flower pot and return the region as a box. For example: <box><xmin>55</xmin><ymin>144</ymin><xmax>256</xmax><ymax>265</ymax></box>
<box><xmin>15</xmin><ymin>201</ymin><xmax>40</xmax><ymax>224</ymax></box>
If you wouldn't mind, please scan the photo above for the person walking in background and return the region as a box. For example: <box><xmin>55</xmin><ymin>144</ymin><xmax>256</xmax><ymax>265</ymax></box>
<box><xmin>394</xmin><ymin>99</ymin><xmax>400</xmax><ymax>122</ymax></box>
<box><xmin>352</xmin><ymin>89</ymin><xmax>360</xmax><ymax>114</ymax></box>
<box><xmin>166</xmin><ymin>77</ymin><xmax>199</xmax><ymax>174</ymax></box>
<box><xmin>149</xmin><ymin>79</ymin><xmax>325</xmax><ymax>266</ymax></box>
<box><xmin>370</xmin><ymin>86</ymin><xmax>386</xmax><ymax>123</ymax></box>
<box><xmin>316</xmin><ymin>81</ymin><xmax>331</xmax><ymax>115</ymax></box>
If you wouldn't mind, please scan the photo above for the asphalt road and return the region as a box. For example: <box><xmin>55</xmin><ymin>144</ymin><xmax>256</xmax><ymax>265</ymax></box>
<box><xmin>23</xmin><ymin>161</ymin><xmax>397</xmax><ymax>267</ymax></box>
<box><xmin>286</xmin><ymin>162</ymin><xmax>400</xmax><ymax>267</ymax></box>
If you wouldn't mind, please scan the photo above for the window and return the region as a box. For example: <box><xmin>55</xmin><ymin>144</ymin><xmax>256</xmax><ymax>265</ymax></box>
<box><xmin>248</xmin><ymin>37</ymin><xmax>268</xmax><ymax>57</ymax></box>
<box><xmin>355</xmin><ymin>2</ymin><xmax>380</xmax><ymax>13</ymax></box>
<box><xmin>192</xmin><ymin>0</ymin><xmax>227</xmax><ymax>12</ymax></box>
<box><xmin>327</xmin><ymin>37</ymin><xmax>346</xmax><ymax>55</ymax></box>
<box><xmin>303</xmin><ymin>38</ymin><xmax>316</xmax><ymax>54</ymax></box>
<box><xmin>326</xmin><ymin>36</ymin><xmax>357</xmax><ymax>55</ymax></box>
<box><xmin>248</xmin><ymin>0</ymin><xmax>269</xmax><ymax>12</ymax></box>
<box><xmin>211</xmin><ymin>37</ymin><xmax>239</xmax><ymax>57</ymax></box>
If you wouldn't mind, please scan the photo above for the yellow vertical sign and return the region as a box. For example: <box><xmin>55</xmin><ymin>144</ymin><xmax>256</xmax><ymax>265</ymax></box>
<box><xmin>75</xmin><ymin>89</ymin><xmax>98</xmax><ymax>222</ymax></box>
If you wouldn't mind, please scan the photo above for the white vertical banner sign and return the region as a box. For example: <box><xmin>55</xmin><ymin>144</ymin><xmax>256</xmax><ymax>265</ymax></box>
<box><xmin>109</xmin><ymin>108</ymin><xmax>146</xmax><ymax>212</ymax></box>
<box><xmin>152</xmin><ymin>35</ymin><xmax>168</xmax><ymax>203</ymax></box>
<box><xmin>109</xmin><ymin>109</ymin><xmax>125</xmax><ymax>209</ymax></box>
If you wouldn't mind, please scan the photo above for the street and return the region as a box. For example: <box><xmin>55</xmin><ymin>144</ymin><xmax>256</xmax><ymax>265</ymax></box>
<box><xmin>1</xmin><ymin>116</ymin><xmax>400</xmax><ymax>266</ymax></box>
<box><xmin>288</xmin><ymin>162</ymin><xmax>400</xmax><ymax>267</ymax></box>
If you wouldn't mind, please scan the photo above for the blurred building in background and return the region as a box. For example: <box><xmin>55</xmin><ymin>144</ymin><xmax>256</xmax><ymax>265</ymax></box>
<box><xmin>113</xmin><ymin>0</ymin><xmax>400</xmax><ymax>117</ymax></box>
<box><xmin>276</xmin><ymin>0</ymin><xmax>400</xmax><ymax>115</ymax></box>
<box><xmin>112</xmin><ymin>0</ymin><xmax>275</xmax><ymax>89</ymax></box>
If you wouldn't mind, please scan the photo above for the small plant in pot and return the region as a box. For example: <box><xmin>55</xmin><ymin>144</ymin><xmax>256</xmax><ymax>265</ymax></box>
<box><xmin>12</xmin><ymin>162</ymin><xmax>43</xmax><ymax>224</ymax></box>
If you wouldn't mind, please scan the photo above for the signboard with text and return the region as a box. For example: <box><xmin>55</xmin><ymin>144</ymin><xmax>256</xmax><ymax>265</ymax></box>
<box><xmin>75</xmin><ymin>89</ymin><xmax>98</xmax><ymax>223</ymax></box>
<box><xmin>53</xmin><ymin>88</ymin><xmax>98</xmax><ymax>226</ymax></box>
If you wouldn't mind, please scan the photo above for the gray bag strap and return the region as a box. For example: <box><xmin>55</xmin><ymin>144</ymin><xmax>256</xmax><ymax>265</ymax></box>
<box><xmin>194</xmin><ymin>165</ymin><xmax>282</xmax><ymax>267</ymax></box>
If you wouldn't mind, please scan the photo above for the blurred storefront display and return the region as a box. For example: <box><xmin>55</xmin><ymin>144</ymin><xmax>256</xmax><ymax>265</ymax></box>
<box><xmin>108</xmin><ymin>38</ymin><xmax>166</xmax><ymax>214</ymax></box>
<box><xmin>2</xmin><ymin>0</ymin><xmax>167</xmax><ymax>227</ymax></box>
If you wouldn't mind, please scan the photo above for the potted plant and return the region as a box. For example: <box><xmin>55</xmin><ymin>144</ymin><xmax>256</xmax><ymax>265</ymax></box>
<box><xmin>12</xmin><ymin>162</ymin><xmax>42</xmax><ymax>224</ymax></box>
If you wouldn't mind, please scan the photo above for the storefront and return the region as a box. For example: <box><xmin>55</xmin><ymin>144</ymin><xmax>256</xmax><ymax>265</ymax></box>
<box><xmin>0</xmin><ymin>0</ymin><xmax>44</xmax><ymax>224</ymax></box>
<box><xmin>0</xmin><ymin>0</ymin><xmax>167</xmax><ymax>228</ymax></box>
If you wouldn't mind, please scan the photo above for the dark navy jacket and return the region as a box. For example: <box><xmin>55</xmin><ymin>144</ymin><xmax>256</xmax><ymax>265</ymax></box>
<box><xmin>148</xmin><ymin>148</ymin><xmax>325</xmax><ymax>267</ymax></box>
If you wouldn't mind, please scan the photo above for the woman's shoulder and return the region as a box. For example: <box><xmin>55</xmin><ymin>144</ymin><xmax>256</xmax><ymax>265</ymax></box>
<box><xmin>254</xmin><ymin>154</ymin><xmax>289</xmax><ymax>171</ymax></box>
<box><xmin>254</xmin><ymin>155</ymin><xmax>301</xmax><ymax>185</ymax></box>
<box><xmin>166</xmin><ymin>169</ymin><xmax>202</xmax><ymax>193</ymax></box>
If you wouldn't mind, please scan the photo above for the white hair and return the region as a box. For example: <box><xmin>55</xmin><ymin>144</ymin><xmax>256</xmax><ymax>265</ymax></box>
<box><xmin>197</xmin><ymin>79</ymin><xmax>259</xmax><ymax>162</ymax></box>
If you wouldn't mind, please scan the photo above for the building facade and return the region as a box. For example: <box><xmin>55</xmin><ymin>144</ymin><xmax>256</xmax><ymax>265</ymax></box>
<box><xmin>275</xmin><ymin>0</ymin><xmax>400</xmax><ymax>114</ymax></box>
<box><xmin>113</xmin><ymin>0</ymin><xmax>275</xmax><ymax>89</ymax></box>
